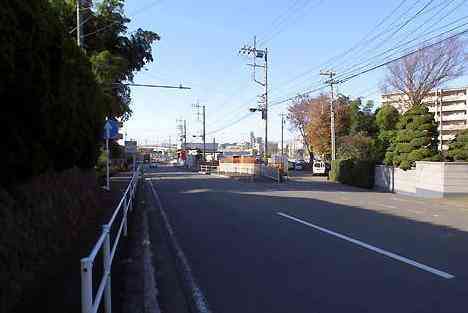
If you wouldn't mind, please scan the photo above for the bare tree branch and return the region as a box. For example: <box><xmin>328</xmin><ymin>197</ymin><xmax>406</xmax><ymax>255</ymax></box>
<box><xmin>385</xmin><ymin>37</ymin><xmax>465</xmax><ymax>107</ymax></box>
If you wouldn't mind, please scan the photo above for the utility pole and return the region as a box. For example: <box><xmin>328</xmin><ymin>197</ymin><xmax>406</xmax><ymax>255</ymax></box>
<box><xmin>438</xmin><ymin>89</ymin><xmax>445</xmax><ymax>155</ymax></box>
<box><xmin>193</xmin><ymin>102</ymin><xmax>206</xmax><ymax>162</ymax></box>
<box><xmin>76</xmin><ymin>0</ymin><xmax>84</xmax><ymax>47</ymax></box>
<box><xmin>213</xmin><ymin>137</ymin><xmax>216</xmax><ymax>160</ymax></box>
<box><xmin>280</xmin><ymin>113</ymin><xmax>286</xmax><ymax>157</ymax></box>
<box><xmin>280</xmin><ymin>113</ymin><xmax>286</xmax><ymax>170</ymax></box>
<box><xmin>240</xmin><ymin>36</ymin><xmax>269</xmax><ymax>161</ymax></box>
<box><xmin>320</xmin><ymin>70</ymin><xmax>337</xmax><ymax>160</ymax></box>
<box><xmin>184</xmin><ymin>120</ymin><xmax>187</xmax><ymax>150</ymax></box>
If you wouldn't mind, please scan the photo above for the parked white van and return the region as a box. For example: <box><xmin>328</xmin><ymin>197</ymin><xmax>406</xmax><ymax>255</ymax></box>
<box><xmin>312</xmin><ymin>161</ymin><xmax>329</xmax><ymax>175</ymax></box>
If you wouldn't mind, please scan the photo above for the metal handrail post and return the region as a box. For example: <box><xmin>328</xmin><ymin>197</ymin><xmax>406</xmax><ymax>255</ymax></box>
<box><xmin>81</xmin><ymin>258</ymin><xmax>93</xmax><ymax>313</ymax></box>
<box><xmin>102</xmin><ymin>225</ymin><xmax>112</xmax><ymax>313</ymax></box>
<box><xmin>123</xmin><ymin>197</ymin><xmax>128</xmax><ymax>237</ymax></box>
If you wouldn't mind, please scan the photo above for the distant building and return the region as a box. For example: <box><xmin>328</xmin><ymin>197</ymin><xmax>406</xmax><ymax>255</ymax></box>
<box><xmin>382</xmin><ymin>86</ymin><xmax>468</xmax><ymax>150</ymax></box>
<box><xmin>288</xmin><ymin>136</ymin><xmax>305</xmax><ymax>160</ymax></box>
<box><xmin>250</xmin><ymin>131</ymin><xmax>255</xmax><ymax>148</ymax></box>
<box><xmin>178</xmin><ymin>142</ymin><xmax>218</xmax><ymax>153</ymax></box>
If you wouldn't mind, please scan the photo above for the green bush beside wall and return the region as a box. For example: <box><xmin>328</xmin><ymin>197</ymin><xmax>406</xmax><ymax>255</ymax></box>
<box><xmin>330</xmin><ymin>159</ymin><xmax>375</xmax><ymax>189</ymax></box>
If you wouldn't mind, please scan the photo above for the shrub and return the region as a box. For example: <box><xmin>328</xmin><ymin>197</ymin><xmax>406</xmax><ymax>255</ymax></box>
<box><xmin>448</xmin><ymin>129</ymin><xmax>468</xmax><ymax>161</ymax></box>
<box><xmin>330</xmin><ymin>159</ymin><xmax>375</xmax><ymax>189</ymax></box>
<box><xmin>386</xmin><ymin>105</ymin><xmax>438</xmax><ymax>170</ymax></box>
<box><xmin>0</xmin><ymin>168</ymin><xmax>103</xmax><ymax>312</ymax></box>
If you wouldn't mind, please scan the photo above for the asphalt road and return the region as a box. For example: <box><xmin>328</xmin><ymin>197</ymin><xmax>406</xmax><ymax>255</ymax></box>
<box><xmin>146</xmin><ymin>166</ymin><xmax>468</xmax><ymax>313</ymax></box>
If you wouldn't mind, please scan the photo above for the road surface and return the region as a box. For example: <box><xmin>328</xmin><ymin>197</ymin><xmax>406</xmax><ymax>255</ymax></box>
<box><xmin>146</xmin><ymin>166</ymin><xmax>468</xmax><ymax>313</ymax></box>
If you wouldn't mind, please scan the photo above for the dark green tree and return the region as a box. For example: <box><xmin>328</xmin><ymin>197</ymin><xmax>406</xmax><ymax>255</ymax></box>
<box><xmin>373</xmin><ymin>105</ymin><xmax>400</xmax><ymax>163</ymax></box>
<box><xmin>1</xmin><ymin>0</ymin><xmax>107</xmax><ymax>187</ymax></box>
<box><xmin>376</xmin><ymin>104</ymin><xmax>400</xmax><ymax>131</ymax></box>
<box><xmin>386</xmin><ymin>105</ymin><xmax>439</xmax><ymax>170</ymax></box>
<box><xmin>337</xmin><ymin>133</ymin><xmax>374</xmax><ymax>160</ymax></box>
<box><xmin>348</xmin><ymin>98</ymin><xmax>377</xmax><ymax>136</ymax></box>
<box><xmin>49</xmin><ymin>0</ymin><xmax>160</xmax><ymax>120</ymax></box>
<box><xmin>447</xmin><ymin>129</ymin><xmax>468</xmax><ymax>161</ymax></box>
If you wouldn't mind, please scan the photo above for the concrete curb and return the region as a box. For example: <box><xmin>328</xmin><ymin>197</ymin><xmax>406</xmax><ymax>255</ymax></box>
<box><xmin>148</xmin><ymin>179</ymin><xmax>212</xmax><ymax>313</ymax></box>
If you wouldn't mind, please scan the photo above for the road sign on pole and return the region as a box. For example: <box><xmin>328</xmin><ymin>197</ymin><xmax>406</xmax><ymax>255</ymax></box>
<box><xmin>103</xmin><ymin>120</ymin><xmax>120</xmax><ymax>140</ymax></box>
<box><xmin>103</xmin><ymin>120</ymin><xmax>119</xmax><ymax>191</ymax></box>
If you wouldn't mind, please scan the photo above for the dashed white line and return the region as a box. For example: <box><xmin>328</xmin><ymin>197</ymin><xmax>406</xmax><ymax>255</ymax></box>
<box><xmin>277</xmin><ymin>212</ymin><xmax>455</xmax><ymax>279</ymax></box>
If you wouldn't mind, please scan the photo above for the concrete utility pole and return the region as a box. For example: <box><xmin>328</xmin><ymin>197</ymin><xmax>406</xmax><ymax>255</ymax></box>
<box><xmin>280</xmin><ymin>113</ymin><xmax>286</xmax><ymax>170</ymax></box>
<box><xmin>438</xmin><ymin>89</ymin><xmax>445</xmax><ymax>155</ymax></box>
<box><xmin>184</xmin><ymin>120</ymin><xmax>187</xmax><ymax>150</ymax></box>
<box><xmin>213</xmin><ymin>137</ymin><xmax>216</xmax><ymax>160</ymax></box>
<box><xmin>76</xmin><ymin>0</ymin><xmax>84</xmax><ymax>47</ymax></box>
<box><xmin>193</xmin><ymin>102</ymin><xmax>206</xmax><ymax>162</ymax></box>
<box><xmin>240</xmin><ymin>36</ymin><xmax>269</xmax><ymax>161</ymax></box>
<box><xmin>320</xmin><ymin>70</ymin><xmax>337</xmax><ymax>160</ymax></box>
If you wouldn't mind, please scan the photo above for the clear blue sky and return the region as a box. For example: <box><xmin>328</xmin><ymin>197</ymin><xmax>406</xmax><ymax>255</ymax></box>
<box><xmin>122</xmin><ymin>0</ymin><xmax>468</xmax><ymax>145</ymax></box>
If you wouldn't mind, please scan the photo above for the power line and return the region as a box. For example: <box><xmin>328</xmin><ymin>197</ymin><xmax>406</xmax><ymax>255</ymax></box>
<box><xmin>337</xmin><ymin>27</ymin><xmax>468</xmax><ymax>84</ymax></box>
<box><xmin>264</xmin><ymin>0</ymin><xmax>417</xmax><ymax>95</ymax></box>
<box><xmin>82</xmin><ymin>0</ymin><xmax>164</xmax><ymax>38</ymax></box>
<box><xmin>329</xmin><ymin>0</ymin><xmax>439</xmax><ymax>75</ymax></box>
<box><xmin>335</xmin><ymin>18</ymin><xmax>468</xmax><ymax>81</ymax></box>
<box><xmin>333</xmin><ymin>0</ymin><xmax>465</xmax><ymax>77</ymax></box>
<box><xmin>257</xmin><ymin>0</ymin><xmax>325</xmax><ymax>46</ymax></box>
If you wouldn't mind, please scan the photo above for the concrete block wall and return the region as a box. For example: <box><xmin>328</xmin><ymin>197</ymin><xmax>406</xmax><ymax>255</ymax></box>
<box><xmin>218</xmin><ymin>163</ymin><xmax>259</xmax><ymax>175</ymax></box>
<box><xmin>375</xmin><ymin>162</ymin><xmax>468</xmax><ymax>198</ymax></box>
<box><xmin>444</xmin><ymin>162</ymin><xmax>468</xmax><ymax>195</ymax></box>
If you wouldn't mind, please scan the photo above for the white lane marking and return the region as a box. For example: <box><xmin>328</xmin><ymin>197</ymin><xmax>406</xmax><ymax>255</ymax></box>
<box><xmin>149</xmin><ymin>180</ymin><xmax>212</xmax><ymax>313</ymax></box>
<box><xmin>277</xmin><ymin>212</ymin><xmax>455</xmax><ymax>279</ymax></box>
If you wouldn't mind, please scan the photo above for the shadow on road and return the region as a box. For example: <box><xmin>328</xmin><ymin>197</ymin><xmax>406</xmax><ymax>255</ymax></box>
<box><xmin>145</xmin><ymin>166</ymin><xmax>468</xmax><ymax>313</ymax></box>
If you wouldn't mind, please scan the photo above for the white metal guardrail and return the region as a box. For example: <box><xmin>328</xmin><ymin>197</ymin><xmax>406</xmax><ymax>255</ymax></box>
<box><xmin>80</xmin><ymin>167</ymin><xmax>140</xmax><ymax>313</ymax></box>
<box><xmin>200</xmin><ymin>165</ymin><xmax>218</xmax><ymax>174</ymax></box>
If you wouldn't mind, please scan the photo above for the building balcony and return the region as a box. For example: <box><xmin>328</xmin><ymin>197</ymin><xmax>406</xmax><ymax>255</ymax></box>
<box><xmin>437</xmin><ymin>113</ymin><xmax>467</xmax><ymax>122</ymax></box>
<box><xmin>440</xmin><ymin>123</ymin><xmax>467</xmax><ymax>131</ymax></box>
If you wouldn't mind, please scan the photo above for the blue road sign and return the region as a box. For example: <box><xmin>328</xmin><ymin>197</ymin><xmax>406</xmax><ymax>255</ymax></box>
<box><xmin>103</xmin><ymin>119</ymin><xmax>120</xmax><ymax>139</ymax></box>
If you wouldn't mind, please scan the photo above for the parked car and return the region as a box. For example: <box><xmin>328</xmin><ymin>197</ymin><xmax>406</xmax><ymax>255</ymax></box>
<box><xmin>294</xmin><ymin>161</ymin><xmax>306</xmax><ymax>171</ymax></box>
<box><xmin>312</xmin><ymin>161</ymin><xmax>330</xmax><ymax>175</ymax></box>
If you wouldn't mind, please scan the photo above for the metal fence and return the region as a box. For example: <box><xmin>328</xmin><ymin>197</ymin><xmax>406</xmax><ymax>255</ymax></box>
<box><xmin>260</xmin><ymin>164</ymin><xmax>281</xmax><ymax>183</ymax></box>
<box><xmin>80</xmin><ymin>167</ymin><xmax>140</xmax><ymax>313</ymax></box>
<box><xmin>200</xmin><ymin>165</ymin><xmax>219</xmax><ymax>174</ymax></box>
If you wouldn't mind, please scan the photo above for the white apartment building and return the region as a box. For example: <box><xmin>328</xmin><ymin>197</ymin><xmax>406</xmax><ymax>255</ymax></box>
<box><xmin>382</xmin><ymin>86</ymin><xmax>468</xmax><ymax>150</ymax></box>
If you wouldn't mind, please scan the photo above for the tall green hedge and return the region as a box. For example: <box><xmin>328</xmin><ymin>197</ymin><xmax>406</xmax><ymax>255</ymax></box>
<box><xmin>0</xmin><ymin>0</ymin><xmax>106</xmax><ymax>187</ymax></box>
<box><xmin>330</xmin><ymin>159</ymin><xmax>375</xmax><ymax>189</ymax></box>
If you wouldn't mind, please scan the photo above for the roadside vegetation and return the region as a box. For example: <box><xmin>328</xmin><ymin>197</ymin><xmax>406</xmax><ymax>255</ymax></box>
<box><xmin>0</xmin><ymin>0</ymin><xmax>158</xmax><ymax>311</ymax></box>
<box><xmin>287</xmin><ymin>37</ymin><xmax>465</xmax><ymax>188</ymax></box>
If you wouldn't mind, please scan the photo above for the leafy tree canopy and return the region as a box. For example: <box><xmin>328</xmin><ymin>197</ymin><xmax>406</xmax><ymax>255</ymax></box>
<box><xmin>348</xmin><ymin>98</ymin><xmax>377</xmax><ymax>136</ymax></box>
<box><xmin>376</xmin><ymin>104</ymin><xmax>400</xmax><ymax>131</ymax></box>
<box><xmin>49</xmin><ymin>0</ymin><xmax>160</xmax><ymax>120</ymax></box>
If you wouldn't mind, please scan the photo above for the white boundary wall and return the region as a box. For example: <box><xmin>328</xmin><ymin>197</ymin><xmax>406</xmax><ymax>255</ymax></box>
<box><xmin>218</xmin><ymin>163</ymin><xmax>281</xmax><ymax>182</ymax></box>
<box><xmin>375</xmin><ymin>162</ymin><xmax>468</xmax><ymax>198</ymax></box>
